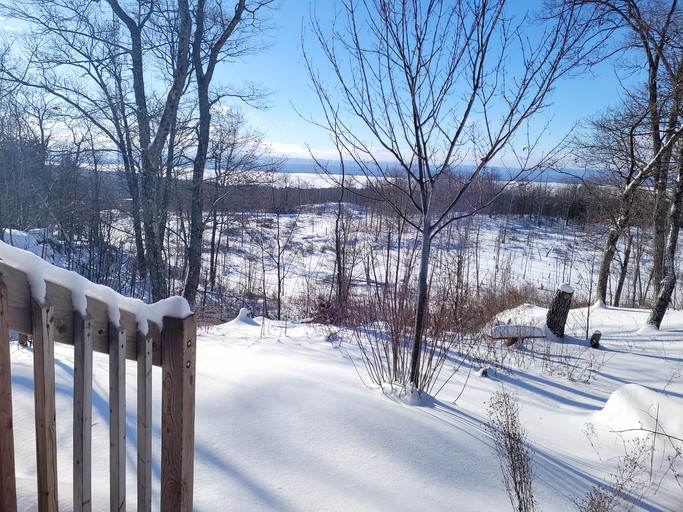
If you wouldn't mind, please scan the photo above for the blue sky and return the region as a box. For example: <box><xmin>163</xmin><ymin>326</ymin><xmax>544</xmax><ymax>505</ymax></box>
<box><xmin>224</xmin><ymin>2</ymin><xmax>624</xmax><ymax>165</ymax></box>
<box><xmin>1</xmin><ymin>1</ymin><xmax>627</xmax><ymax>166</ymax></box>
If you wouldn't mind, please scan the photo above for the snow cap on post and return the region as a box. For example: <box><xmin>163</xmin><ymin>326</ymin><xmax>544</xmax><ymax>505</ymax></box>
<box><xmin>559</xmin><ymin>283</ymin><xmax>574</xmax><ymax>294</ymax></box>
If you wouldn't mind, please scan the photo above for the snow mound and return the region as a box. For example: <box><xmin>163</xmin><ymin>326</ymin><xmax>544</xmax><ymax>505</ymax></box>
<box><xmin>228</xmin><ymin>307</ymin><xmax>260</xmax><ymax>327</ymax></box>
<box><xmin>593</xmin><ymin>383</ymin><xmax>683</xmax><ymax>436</ymax></box>
<box><xmin>591</xmin><ymin>300</ymin><xmax>606</xmax><ymax>310</ymax></box>
<box><xmin>635</xmin><ymin>324</ymin><xmax>661</xmax><ymax>336</ymax></box>
<box><xmin>3</xmin><ymin>228</ymin><xmax>58</xmax><ymax>262</ymax></box>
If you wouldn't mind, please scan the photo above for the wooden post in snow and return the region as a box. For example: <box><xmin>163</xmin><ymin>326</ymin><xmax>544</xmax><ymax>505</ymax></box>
<box><xmin>546</xmin><ymin>283</ymin><xmax>574</xmax><ymax>338</ymax></box>
<box><xmin>160</xmin><ymin>314</ymin><xmax>196</xmax><ymax>512</ymax></box>
<box><xmin>109</xmin><ymin>322</ymin><xmax>126</xmax><ymax>512</ymax></box>
<box><xmin>137</xmin><ymin>329</ymin><xmax>153</xmax><ymax>512</ymax></box>
<box><xmin>73</xmin><ymin>312</ymin><xmax>93</xmax><ymax>512</ymax></box>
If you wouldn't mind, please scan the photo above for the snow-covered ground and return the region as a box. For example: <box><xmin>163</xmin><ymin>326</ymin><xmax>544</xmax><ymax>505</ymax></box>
<box><xmin>3</xmin><ymin>206</ymin><xmax>682</xmax><ymax>510</ymax></box>
<box><xmin>7</xmin><ymin>301</ymin><xmax>683</xmax><ymax>510</ymax></box>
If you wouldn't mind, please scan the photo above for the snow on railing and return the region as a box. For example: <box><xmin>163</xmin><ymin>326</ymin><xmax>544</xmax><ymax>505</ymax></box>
<box><xmin>0</xmin><ymin>241</ymin><xmax>196</xmax><ymax>511</ymax></box>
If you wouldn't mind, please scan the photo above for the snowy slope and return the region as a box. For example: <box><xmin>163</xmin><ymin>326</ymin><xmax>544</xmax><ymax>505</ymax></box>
<box><xmin>7</xmin><ymin>302</ymin><xmax>683</xmax><ymax>511</ymax></box>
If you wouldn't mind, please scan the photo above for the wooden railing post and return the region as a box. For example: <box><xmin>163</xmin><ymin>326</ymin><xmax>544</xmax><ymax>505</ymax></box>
<box><xmin>0</xmin><ymin>258</ymin><xmax>197</xmax><ymax>511</ymax></box>
<box><xmin>73</xmin><ymin>312</ymin><xmax>93</xmax><ymax>512</ymax></box>
<box><xmin>31</xmin><ymin>298</ymin><xmax>58</xmax><ymax>512</ymax></box>
<box><xmin>160</xmin><ymin>314</ymin><xmax>197</xmax><ymax>512</ymax></box>
<box><xmin>0</xmin><ymin>278</ymin><xmax>17</xmax><ymax>512</ymax></box>
<box><xmin>109</xmin><ymin>323</ymin><xmax>126</xmax><ymax>512</ymax></box>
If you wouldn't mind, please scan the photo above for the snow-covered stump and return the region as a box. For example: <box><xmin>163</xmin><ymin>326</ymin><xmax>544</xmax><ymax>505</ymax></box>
<box><xmin>0</xmin><ymin>240</ymin><xmax>196</xmax><ymax>512</ymax></box>
<box><xmin>546</xmin><ymin>283</ymin><xmax>574</xmax><ymax>338</ymax></box>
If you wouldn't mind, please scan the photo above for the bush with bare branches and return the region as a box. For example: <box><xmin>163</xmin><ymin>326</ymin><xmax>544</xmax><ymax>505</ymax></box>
<box><xmin>487</xmin><ymin>387</ymin><xmax>536</xmax><ymax>512</ymax></box>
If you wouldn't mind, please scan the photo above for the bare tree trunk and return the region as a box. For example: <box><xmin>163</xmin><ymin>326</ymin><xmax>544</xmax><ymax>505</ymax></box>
<box><xmin>596</xmin><ymin>226</ymin><xmax>621</xmax><ymax>305</ymax></box>
<box><xmin>119</xmin><ymin>166</ymin><xmax>148</xmax><ymax>285</ymax></box>
<box><xmin>409</xmin><ymin>221</ymin><xmax>432</xmax><ymax>389</ymax></box>
<box><xmin>334</xmin><ymin>202</ymin><xmax>348</xmax><ymax>307</ymax></box>
<box><xmin>648</xmin><ymin>150</ymin><xmax>683</xmax><ymax>328</ymax></box>
<box><xmin>140</xmin><ymin>154</ymin><xmax>171</xmax><ymax>302</ymax></box>
<box><xmin>276</xmin><ymin>213</ymin><xmax>283</xmax><ymax>321</ymax></box>
<box><xmin>546</xmin><ymin>284</ymin><xmax>574</xmax><ymax>338</ymax></box>
<box><xmin>652</xmin><ymin>166</ymin><xmax>669</xmax><ymax>298</ymax></box>
<box><xmin>613</xmin><ymin>232</ymin><xmax>632</xmax><ymax>307</ymax></box>
<box><xmin>182</xmin><ymin>77</ymin><xmax>209</xmax><ymax>306</ymax></box>
<box><xmin>595</xmin><ymin>178</ymin><xmax>640</xmax><ymax>304</ymax></box>
<box><xmin>632</xmin><ymin>229</ymin><xmax>642</xmax><ymax>306</ymax></box>
<box><xmin>208</xmin><ymin>210</ymin><xmax>219</xmax><ymax>291</ymax></box>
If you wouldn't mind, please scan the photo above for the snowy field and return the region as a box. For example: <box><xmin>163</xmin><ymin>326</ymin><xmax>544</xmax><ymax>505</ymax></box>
<box><xmin>200</xmin><ymin>209</ymin><xmax>614</xmax><ymax>321</ymax></box>
<box><xmin>7</xmin><ymin>301</ymin><xmax>683</xmax><ymax>510</ymax></box>
<box><xmin>3</xmin><ymin>208</ymin><xmax>683</xmax><ymax>510</ymax></box>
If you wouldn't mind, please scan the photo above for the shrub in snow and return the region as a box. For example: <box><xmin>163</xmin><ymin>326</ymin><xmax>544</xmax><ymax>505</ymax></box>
<box><xmin>351</xmin><ymin>295</ymin><xmax>456</xmax><ymax>397</ymax></box>
<box><xmin>487</xmin><ymin>387</ymin><xmax>536</xmax><ymax>512</ymax></box>
<box><xmin>575</xmin><ymin>436</ymin><xmax>652</xmax><ymax>512</ymax></box>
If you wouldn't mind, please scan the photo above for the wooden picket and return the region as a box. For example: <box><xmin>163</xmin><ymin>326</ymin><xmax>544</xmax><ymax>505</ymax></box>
<box><xmin>0</xmin><ymin>261</ymin><xmax>196</xmax><ymax>511</ymax></box>
<box><xmin>0</xmin><ymin>279</ymin><xmax>17</xmax><ymax>510</ymax></box>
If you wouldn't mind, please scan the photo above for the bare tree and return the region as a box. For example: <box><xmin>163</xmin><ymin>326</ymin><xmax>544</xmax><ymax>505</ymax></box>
<box><xmin>203</xmin><ymin>106</ymin><xmax>277</xmax><ymax>293</ymax></box>
<box><xmin>243</xmin><ymin>177</ymin><xmax>301</xmax><ymax>320</ymax></box>
<box><xmin>0</xmin><ymin>0</ymin><xmax>193</xmax><ymax>300</ymax></box>
<box><xmin>306</xmin><ymin>0</ymin><xmax>598</xmax><ymax>391</ymax></box>
<box><xmin>572</xmin><ymin>0</ymin><xmax>683</xmax><ymax>300</ymax></box>
<box><xmin>648</xmin><ymin>131</ymin><xmax>683</xmax><ymax>327</ymax></box>
<box><xmin>310</xmin><ymin>129</ymin><xmax>363</xmax><ymax>320</ymax></box>
<box><xmin>0</xmin><ymin>0</ymin><xmax>274</xmax><ymax>303</ymax></box>
<box><xmin>183</xmin><ymin>0</ymin><xmax>274</xmax><ymax>306</ymax></box>
<box><xmin>104</xmin><ymin>0</ymin><xmax>192</xmax><ymax>301</ymax></box>
<box><xmin>0</xmin><ymin>89</ymin><xmax>50</xmax><ymax>230</ymax></box>
<box><xmin>575</xmin><ymin>99</ymin><xmax>682</xmax><ymax>305</ymax></box>
<box><xmin>572</xmin><ymin>0</ymin><xmax>683</xmax><ymax>325</ymax></box>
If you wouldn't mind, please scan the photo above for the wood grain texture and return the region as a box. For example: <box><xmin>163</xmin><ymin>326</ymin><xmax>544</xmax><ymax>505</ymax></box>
<box><xmin>160</xmin><ymin>314</ymin><xmax>196</xmax><ymax>512</ymax></box>
<box><xmin>73</xmin><ymin>312</ymin><xmax>93</xmax><ymax>512</ymax></box>
<box><xmin>31</xmin><ymin>299</ymin><xmax>58</xmax><ymax>512</ymax></box>
<box><xmin>109</xmin><ymin>323</ymin><xmax>126</xmax><ymax>512</ymax></box>
<box><xmin>137</xmin><ymin>330</ymin><xmax>153</xmax><ymax>512</ymax></box>
<box><xmin>0</xmin><ymin>278</ymin><xmax>17</xmax><ymax>511</ymax></box>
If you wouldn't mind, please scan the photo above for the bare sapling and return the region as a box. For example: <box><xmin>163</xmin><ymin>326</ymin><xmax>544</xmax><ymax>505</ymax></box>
<box><xmin>350</xmin><ymin>218</ymin><xmax>457</xmax><ymax>397</ymax></box>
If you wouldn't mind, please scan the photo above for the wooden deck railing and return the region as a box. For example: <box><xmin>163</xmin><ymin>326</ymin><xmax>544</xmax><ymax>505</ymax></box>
<box><xmin>0</xmin><ymin>259</ymin><xmax>196</xmax><ymax>511</ymax></box>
